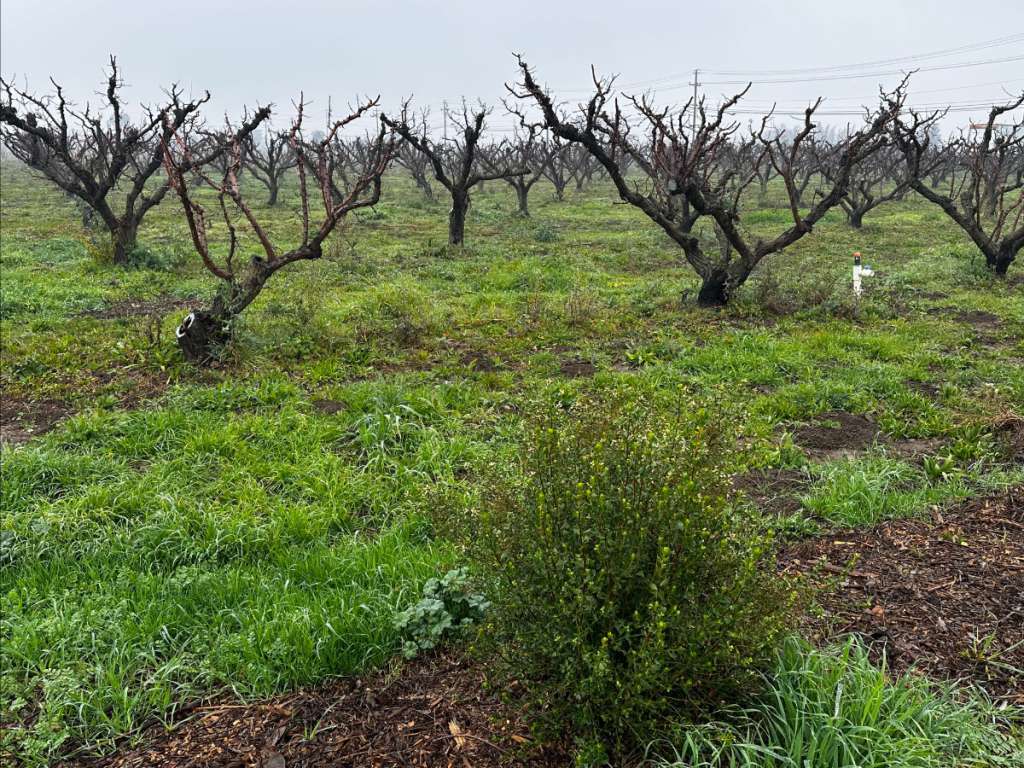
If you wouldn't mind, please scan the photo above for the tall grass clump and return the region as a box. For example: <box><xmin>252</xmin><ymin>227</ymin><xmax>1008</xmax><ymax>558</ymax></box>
<box><xmin>467</xmin><ymin>392</ymin><xmax>801</xmax><ymax>763</ymax></box>
<box><xmin>655</xmin><ymin>637</ymin><xmax>1023</xmax><ymax>768</ymax></box>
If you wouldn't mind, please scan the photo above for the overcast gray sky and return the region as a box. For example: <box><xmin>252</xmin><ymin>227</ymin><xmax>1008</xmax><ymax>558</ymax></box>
<box><xmin>2</xmin><ymin>0</ymin><xmax>1022</xmax><ymax>135</ymax></box>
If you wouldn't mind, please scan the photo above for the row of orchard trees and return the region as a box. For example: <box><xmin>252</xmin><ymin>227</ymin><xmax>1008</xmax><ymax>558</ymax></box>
<box><xmin>1</xmin><ymin>57</ymin><xmax>1021</xmax><ymax>361</ymax></box>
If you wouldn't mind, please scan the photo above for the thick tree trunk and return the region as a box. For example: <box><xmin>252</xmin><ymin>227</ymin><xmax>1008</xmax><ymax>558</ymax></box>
<box><xmin>991</xmin><ymin>242</ymin><xmax>1017</xmax><ymax>276</ymax></box>
<box><xmin>848</xmin><ymin>209</ymin><xmax>864</xmax><ymax>229</ymax></box>
<box><xmin>267</xmin><ymin>181</ymin><xmax>279</xmax><ymax>207</ymax></box>
<box><xmin>516</xmin><ymin>186</ymin><xmax>530</xmax><ymax>217</ymax></box>
<box><xmin>111</xmin><ymin>221</ymin><xmax>139</xmax><ymax>265</ymax></box>
<box><xmin>415</xmin><ymin>175</ymin><xmax>434</xmax><ymax>202</ymax></box>
<box><xmin>176</xmin><ymin>309</ymin><xmax>231</xmax><ymax>364</ymax></box>
<box><xmin>696</xmin><ymin>271</ymin><xmax>731</xmax><ymax>307</ymax></box>
<box><xmin>448</xmin><ymin>192</ymin><xmax>468</xmax><ymax>246</ymax></box>
<box><xmin>553</xmin><ymin>182</ymin><xmax>566</xmax><ymax>201</ymax></box>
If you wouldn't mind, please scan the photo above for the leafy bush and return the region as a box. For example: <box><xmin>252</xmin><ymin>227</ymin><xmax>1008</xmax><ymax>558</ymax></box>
<box><xmin>656</xmin><ymin>637</ymin><xmax>1023</xmax><ymax>768</ymax></box>
<box><xmin>467</xmin><ymin>392</ymin><xmax>800</xmax><ymax>760</ymax></box>
<box><xmin>394</xmin><ymin>567</ymin><xmax>489</xmax><ymax>659</ymax></box>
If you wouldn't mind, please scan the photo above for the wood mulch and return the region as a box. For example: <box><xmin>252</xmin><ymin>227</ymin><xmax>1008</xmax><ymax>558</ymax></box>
<box><xmin>57</xmin><ymin>488</ymin><xmax>1023</xmax><ymax>766</ymax></box>
<box><xmin>62</xmin><ymin>654</ymin><xmax>567</xmax><ymax>768</ymax></box>
<box><xmin>781</xmin><ymin>486</ymin><xmax>1024</xmax><ymax>701</ymax></box>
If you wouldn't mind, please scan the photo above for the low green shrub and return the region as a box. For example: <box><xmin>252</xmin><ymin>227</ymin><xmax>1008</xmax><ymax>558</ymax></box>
<box><xmin>467</xmin><ymin>392</ymin><xmax>800</xmax><ymax>761</ymax></box>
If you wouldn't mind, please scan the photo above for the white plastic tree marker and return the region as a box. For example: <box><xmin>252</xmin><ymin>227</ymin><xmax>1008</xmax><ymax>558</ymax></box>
<box><xmin>853</xmin><ymin>252</ymin><xmax>874</xmax><ymax>298</ymax></box>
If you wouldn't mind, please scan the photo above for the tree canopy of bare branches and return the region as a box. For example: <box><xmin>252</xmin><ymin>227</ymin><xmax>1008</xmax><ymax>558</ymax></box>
<box><xmin>242</xmin><ymin>125</ymin><xmax>297</xmax><ymax>206</ymax></box>
<box><xmin>891</xmin><ymin>95</ymin><xmax>1024</xmax><ymax>275</ymax></box>
<box><xmin>538</xmin><ymin>137</ymin><xmax>573</xmax><ymax>201</ymax></box>
<box><xmin>393</xmin><ymin>112</ymin><xmax>436</xmax><ymax>202</ymax></box>
<box><xmin>481</xmin><ymin>128</ymin><xmax>548</xmax><ymax>216</ymax></box>
<box><xmin>818</xmin><ymin>142</ymin><xmax>909</xmax><ymax>228</ymax></box>
<box><xmin>382</xmin><ymin>102</ymin><xmax>528</xmax><ymax>246</ymax></box>
<box><xmin>508</xmin><ymin>56</ymin><xmax>908</xmax><ymax>306</ymax></box>
<box><xmin>1</xmin><ymin>57</ymin><xmax>210</xmax><ymax>264</ymax></box>
<box><xmin>161</xmin><ymin>97</ymin><xmax>396</xmax><ymax>363</ymax></box>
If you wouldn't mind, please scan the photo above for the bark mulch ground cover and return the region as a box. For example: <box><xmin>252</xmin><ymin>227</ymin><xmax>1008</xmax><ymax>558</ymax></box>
<box><xmin>57</xmin><ymin>488</ymin><xmax>1023</xmax><ymax>767</ymax></box>
<box><xmin>781</xmin><ymin>486</ymin><xmax>1024</xmax><ymax>702</ymax></box>
<box><xmin>63</xmin><ymin>654</ymin><xmax>567</xmax><ymax>768</ymax></box>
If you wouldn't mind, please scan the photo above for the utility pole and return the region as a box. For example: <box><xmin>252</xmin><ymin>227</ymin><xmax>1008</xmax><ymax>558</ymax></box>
<box><xmin>690</xmin><ymin>68</ymin><xmax>700</xmax><ymax>137</ymax></box>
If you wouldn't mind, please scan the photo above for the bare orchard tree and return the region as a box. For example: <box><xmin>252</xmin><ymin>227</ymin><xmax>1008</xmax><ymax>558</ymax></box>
<box><xmin>162</xmin><ymin>98</ymin><xmax>396</xmax><ymax>363</ymax></box>
<box><xmin>540</xmin><ymin>137</ymin><xmax>573</xmax><ymax>200</ymax></box>
<box><xmin>891</xmin><ymin>95</ymin><xmax>1024</xmax><ymax>275</ymax></box>
<box><xmin>571</xmin><ymin>144</ymin><xmax>600</xmax><ymax>191</ymax></box>
<box><xmin>382</xmin><ymin>102</ymin><xmax>528</xmax><ymax>246</ymax></box>
<box><xmin>242</xmin><ymin>125</ymin><xmax>297</xmax><ymax>206</ymax></box>
<box><xmin>818</xmin><ymin>141</ymin><xmax>909</xmax><ymax>228</ymax></box>
<box><xmin>481</xmin><ymin>128</ymin><xmax>547</xmax><ymax>216</ymax></box>
<box><xmin>394</xmin><ymin>112</ymin><xmax>436</xmax><ymax>201</ymax></box>
<box><xmin>0</xmin><ymin>57</ymin><xmax>211</xmax><ymax>264</ymax></box>
<box><xmin>509</xmin><ymin>56</ymin><xmax>907</xmax><ymax>305</ymax></box>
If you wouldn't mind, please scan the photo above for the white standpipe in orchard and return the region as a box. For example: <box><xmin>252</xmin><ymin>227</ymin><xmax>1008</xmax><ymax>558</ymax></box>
<box><xmin>853</xmin><ymin>252</ymin><xmax>874</xmax><ymax>298</ymax></box>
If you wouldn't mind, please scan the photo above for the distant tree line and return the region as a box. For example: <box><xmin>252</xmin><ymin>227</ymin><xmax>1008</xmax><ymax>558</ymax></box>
<box><xmin>1</xmin><ymin>57</ymin><xmax>1020</xmax><ymax>361</ymax></box>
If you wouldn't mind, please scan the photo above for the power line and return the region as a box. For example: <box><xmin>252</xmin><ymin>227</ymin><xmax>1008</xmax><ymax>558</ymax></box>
<box><xmin>734</xmin><ymin>78</ymin><xmax>1024</xmax><ymax>104</ymax></box>
<box><xmin>704</xmin><ymin>32</ymin><xmax>1024</xmax><ymax>76</ymax></box>
<box><xmin>698</xmin><ymin>54</ymin><xmax>1024</xmax><ymax>87</ymax></box>
<box><xmin>556</xmin><ymin>34</ymin><xmax>1024</xmax><ymax>94</ymax></box>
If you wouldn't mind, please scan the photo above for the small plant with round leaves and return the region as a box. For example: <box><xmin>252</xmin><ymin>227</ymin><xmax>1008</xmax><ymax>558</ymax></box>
<box><xmin>394</xmin><ymin>567</ymin><xmax>489</xmax><ymax>659</ymax></box>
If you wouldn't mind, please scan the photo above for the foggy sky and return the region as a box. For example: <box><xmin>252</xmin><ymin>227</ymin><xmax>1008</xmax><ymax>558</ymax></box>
<box><xmin>2</xmin><ymin>1</ymin><xmax>1022</xmax><ymax>136</ymax></box>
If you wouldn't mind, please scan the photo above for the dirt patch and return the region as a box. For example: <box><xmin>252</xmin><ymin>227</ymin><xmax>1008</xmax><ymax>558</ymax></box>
<box><xmin>889</xmin><ymin>437</ymin><xmax>945</xmax><ymax>460</ymax></box>
<box><xmin>1</xmin><ymin>370</ymin><xmax>168</xmax><ymax>447</ymax></box>
<box><xmin>955</xmin><ymin>310</ymin><xmax>1002</xmax><ymax>329</ymax></box>
<box><xmin>559</xmin><ymin>358</ymin><xmax>597</xmax><ymax>378</ymax></box>
<box><xmin>80</xmin><ymin>295</ymin><xmax>197</xmax><ymax>320</ymax></box>
<box><xmin>793</xmin><ymin>411</ymin><xmax>882</xmax><ymax>459</ymax></box>
<box><xmin>460</xmin><ymin>350</ymin><xmax>500</xmax><ymax>372</ymax></box>
<box><xmin>992</xmin><ymin>414</ymin><xmax>1024</xmax><ymax>462</ymax></box>
<box><xmin>0</xmin><ymin>397</ymin><xmax>71</xmax><ymax>446</ymax></box>
<box><xmin>905</xmin><ymin>379</ymin><xmax>941</xmax><ymax>398</ymax></box>
<box><xmin>63</xmin><ymin>653</ymin><xmax>566</xmax><ymax>768</ymax></box>
<box><xmin>311</xmin><ymin>398</ymin><xmax>346</xmax><ymax>415</ymax></box>
<box><xmin>926</xmin><ymin>307</ymin><xmax>1003</xmax><ymax>330</ymax></box>
<box><xmin>782</xmin><ymin>487</ymin><xmax>1024</xmax><ymax>700</ymax></box>
<box><xmin>732</xmin><ymin>468</ymin><xmax>811</xmax><ymax>516</ymax></box>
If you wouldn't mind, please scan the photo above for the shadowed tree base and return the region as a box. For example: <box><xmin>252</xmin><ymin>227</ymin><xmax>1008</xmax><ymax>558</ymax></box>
<box><xmin>176</xmin><ymin>310</ymin><xmax>231</xmax><ymax>364</ymax></box>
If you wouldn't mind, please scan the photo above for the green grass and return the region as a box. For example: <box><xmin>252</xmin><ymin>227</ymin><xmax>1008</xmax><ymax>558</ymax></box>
<box><xmin>654</xmin><ymin>638</ymin><xmax>1023</xmax><ymax>768</ymax></box>
<box><xmin>1</xmin><ymin>162</ymin><xmax>1022</xmax><ymax>763</ymax></box>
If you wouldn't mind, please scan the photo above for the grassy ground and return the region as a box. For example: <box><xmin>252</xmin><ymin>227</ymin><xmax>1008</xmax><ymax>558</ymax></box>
<box><xmin>1</xmin><ymin>163</ymin><xmax>1022</xmax><ymax>764</ymax></box>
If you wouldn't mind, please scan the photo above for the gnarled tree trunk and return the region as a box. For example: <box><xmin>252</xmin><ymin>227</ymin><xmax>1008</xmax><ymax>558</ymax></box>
<box><xmin>697</xmin><ymin>270</ymin><xmax>731</xmax><ymax>307</ymax></box>
<box><xmin>449</xmin><ymin>192</ymin><xmax>469</xmax><ymax>246</ymax></box>
<box><xmin>992</xmin><ymin>241</ymin><xmax>1018</xmax><ymax>276</ymax></box>
<box><xmin>111</xmin><ymin>219</ymin><xmax>139</xmax><ymax>265</ymax></box>
<box><xmin>515</xmin><ymin>185</ymin><xmax>530</xmax><ymax>217</ymax></box>
<box><xmin>176</xmin><ymin>309</ymin><xmax>231</xmax><ymax>363</ymax></box>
